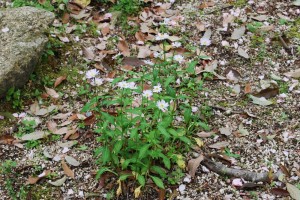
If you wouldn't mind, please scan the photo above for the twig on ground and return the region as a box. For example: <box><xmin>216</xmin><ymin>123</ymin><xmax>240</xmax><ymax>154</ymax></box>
<box><xmin>201</xmin><ymin>157</ymin><xmax>280</xmax><ymax>182</ymax></box>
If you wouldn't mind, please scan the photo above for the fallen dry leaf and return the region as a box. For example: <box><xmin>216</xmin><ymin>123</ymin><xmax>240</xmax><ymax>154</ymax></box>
<box><xmin>254</xmin><ymin>88</ymin><xmax>279</xmax><ymax>99</ymax></box>
<box><xmin>208</xmin><ymin>141</ymin><xmax>230</xmax><ymax>149</ymax></box>
<box><xmin>54</xmin><ymin>75</ymin><xmax>67</xmax><ymax>88</ymax></box>
<box><xmin>45</xmin><ymin>87</ymin><xmax>59</xmax><ymax>99</ymax></box>
<box><xmin>188</xmin><ymin>154</ymin><xmax>204</xmax><ymax>178</ymax></box>
<box><xmin>0</xmin><ymin>135</ymin><xmax>15</xmax><ymax>144</ymax></box>
<box><xmin>118</xmin><ymin>40</ymin><xmax>130</xmax><ymax>57</ymax></box>
<box><xmin>62</xmin><ymin>160</ymin><xmax>75</xmax><ymax>178</ymax></box>
<box><xmin>244</xmin><ymin>83</ymin><xmax>252</xmax><ymax>94</ymax></box>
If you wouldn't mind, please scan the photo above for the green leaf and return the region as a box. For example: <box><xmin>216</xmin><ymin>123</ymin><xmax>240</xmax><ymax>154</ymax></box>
<box><xmin>166</xmin><ymin>86</ymin><xmax>176</xmax><ymax>98</ymax></box>
<box><xmin>102</xmin><ymin>146</ymin><xmax>111</xmax><ymax>165</ymax></box>
<box><xmin>184</xmin><ymin>108</ymin><xmax>192</xmax><ymax>123</ymax></box>
<box><xmin>158</xmin><ymin>126</ymin><xmax>170</xmax><ymax>141</ymax></box>
<box><xmin>150</xmin><ymin>176</ymin><xmax>165</xmax><ymax>189</ymax></box>
<box><xmin>151</xmin><ymin>166</ymin><xmax>167</xmax><ymax>178</ymax></box>
<box><xmin>119</xmin><ymin>174</ymin><xmax>131</xmax><ymax>181</ymax></box>
<box><xmin>95</xmin><ymin>167</ymin><xmax>117</xmax><ymax>180</ymax></box>
<box><xmin>179</xmin><ymin>136</ymin><xmax>191</xmax><ymax>145</ymax></box>
<box><xmin>164</xmin><ymin>76</ymin><xmax>175</xmax><ymax>87</ymax></box>
<box><xmin>113</xmin><ymin>140</ymin><xmax>123</xmax><ymax>154</ymax></box>
<box><xmin>186</xmin><ymin>60</ymin><xmax>197</xmax><ymax>74</ymax></box>
<box><xmin>138</xmin><ymin>144</ymin><xmax>151</xmax><ymax>159</ymax></box>
<box><xmin>198</xmin><ymin>121</ymin><xmax>210</xmax><ymax>131</ymax></box>
<box><xmin>137</xmin><ymin>174</ymin><xmax>146</xmax><ymax>186</ymax></box>
<box><xmin>158</xmin><ymin>153</ymin><xmax>171</xmax><ymax>169</ymax></box>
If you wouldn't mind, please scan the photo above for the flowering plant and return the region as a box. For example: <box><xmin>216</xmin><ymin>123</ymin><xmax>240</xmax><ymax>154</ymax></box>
<box><xmin>82</xmin><ymin>52</ymin><xmax>210</xmax><ymax>190</ymax></box>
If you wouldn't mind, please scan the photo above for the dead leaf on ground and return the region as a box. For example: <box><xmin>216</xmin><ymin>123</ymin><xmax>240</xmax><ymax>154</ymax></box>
<box><xmin>188</xmin><ymin>154</ymin><xmax>204</xmax><ymax>178</ymax></box>
<box><xmin>21</xmin><ymin>131</ymin><xmax>50</xmax><ymax>141</ymax></box>
<box><xmin>54</xmin><ymin>75</ymin><xmax>67</xmax><ymax>88</ymax></box>
<box><xmin>196</xmin><ymin>131</ymin><xmax>216</xmax><ymax>138</ymax></box>
<box><xmin>0</xmin><ymin>135</ymin><xmax>16</xmax><ymax>144</ymax></box>
<box><xmin>237</xmin><ymin>47</ymin><xmax>249</xmax><ymax>59</ymax></box>
<box><xmin>121</xmin><ymin>65</ymin><xmax>134</xmax><ymax>71</ymax></box>
<box><xmin>62</xmin><ymin>13</ymin><xmax>70</xmax><ymax>24</ymax></box>
<box><xmin>225</xmin><ymin>67</ymin><xmax>241</xmax><ymax>83</ymax></box>
<box><xmin>231</xmin><ymin>26</ymin><xmax>245</xmax><ymax>40</ymax></box>
<box><xmin>101</xmin><ymin>26</ymin><xmax>110</xmax><ymax>36</ymax></box>
<box><xmin>118</xmin><ymin>40</ymin><xmax>130</xmax><ymax>57</ymax></box>
<box><xmin>54</xmin><ymin>127</ymin><xmax>69</xmax><ymax>135</ymax></box>
<box><xmin>270</xmin><ymin>188</ymin><xmax>290</xmax><ymax>197</ymax></box>
<box><xmin>62</xmin><ymin>160</ymin><xmax>75</xmax><ymax>178</ymax></box>
<box><xmin>284</xmin><ymin>68</ymin><xmax>300</xmax><ymax>78</ymax></box>
<box><xmin>65</xmin><ymin>155</ymin><xmax>80</xmax><ymax>166</ymax></box>
<box><xmin>138</xmin><ymin>46</ymin><xmax>152</xmax><ymax>58</ymax></box>
<box><xmin>122</xmin><ymin>57</ymin><xmax>145</xmax><ymax>67</ymax></box>
<box><xmin>209</xmin><ymin>141</ymin><xmax>230</xmax><ymax>149</ymax></box>
<box><xmin>84</xmin><ymin>114</ymin><xmax>96</xmax><ymax>125</ymax></box>
<box><xmin>254</xmin><ymin>88</ymin><xmax>279</xmax><ymax>99</ymax></box>
<box><xmin>286</xmin><ymin>183</ymin><xmax>300</xmax><ymax>200</ymax></box>
<box><xmin>244</xmin><ymin>83</ymin><xmax>252</xmax><ymax>94</ymax></box>
<box><xmin>135</xmin><ymin>31</ymin><xmax>146</xmax><ymax>42</ymax></box>
<box><xmin>45</xmin><ymin>87</ymin><xmax>59</xmax><ymax>99</ymax></box>
<box><xmin>48</xmin><ymin>176</ymin><xmax>67</xmax><ymax>186</ymax></box>
<box><xmin>47</xmin><ymin>121</ymin><xmax>57</xmax><ymax>132</ymax></box>
<box><xmin>82</xmin><ymin>47</ymin><xmax>95</xmax><ymax>60</ymax></box>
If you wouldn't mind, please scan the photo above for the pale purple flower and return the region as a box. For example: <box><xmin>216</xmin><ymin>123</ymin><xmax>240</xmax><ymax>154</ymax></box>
<box><xmin>156</xmin><ymin>100</ymin><xmax>169</xmax><ymax>112</ymax></box>
<box><xmin>86</xmin><ymin>69</ymin><xmax>99</xmax><ymax>79</ymax></box>
<box><xmin>200</xmin><ymin>38</ymin><xmax>211</xmax><ymax>46</ymax></box>
<box><xmin>142</xmin><ymin>90</ymin><xmax>153</xmax><ymax>98</ymax></box>
<box><xmin>153</xmin><ymin>84</ymin><xmax>162</xmax><ymax>93</ymax></box>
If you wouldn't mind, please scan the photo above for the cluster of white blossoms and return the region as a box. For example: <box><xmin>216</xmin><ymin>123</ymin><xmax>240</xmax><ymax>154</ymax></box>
<box><xmin>85</xmin><ymin>69</ymin><xmax>104</xmax><ymax>86</ymax></box>
<box><xmin>173</xmin><ymin>55</ymin><xmax>184</xmax><ymax>63</ymax></box>
<box><xmin>117</xmin><ymin>81</ymin><xmax>137</xmax><ymax>89</ymax></box>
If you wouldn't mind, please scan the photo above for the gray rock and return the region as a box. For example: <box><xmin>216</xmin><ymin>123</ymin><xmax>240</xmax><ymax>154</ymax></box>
<box><xmin>0</xmin><ymin>6</ymin><xmax>54</xmax><ymax>97</ymax></box>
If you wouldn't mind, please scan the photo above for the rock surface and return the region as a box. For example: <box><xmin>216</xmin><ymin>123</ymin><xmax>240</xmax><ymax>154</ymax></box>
<box><xmin>0</xmin><ymin>6</ymin><xmax>54</xmax><ymax>97</ymax></box>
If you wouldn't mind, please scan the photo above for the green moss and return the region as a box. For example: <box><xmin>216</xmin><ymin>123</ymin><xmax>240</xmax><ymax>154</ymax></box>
<box><xmin>286</xmin><ymin>18</ymin><xmax>300</xmax><ymax>39</ymax></box>
<box><xmin>28</xmin><ymin>185</ymin><xmax>60</xmax><ymax>200</ymax></box>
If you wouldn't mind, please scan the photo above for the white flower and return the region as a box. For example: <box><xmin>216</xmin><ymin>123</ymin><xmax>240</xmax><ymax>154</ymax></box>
<box><xmin>144</xmin><ymin>60</ymin><xmax>154</xmax><ymax>66</ymax></box>
<box><xmin>191</xmin><ymin>106</ymin><xmax>198</xmax><ymax>112</ymax></box>
<box><xmin>85</xmin><ymin>69</ymin><xmax>99</xmax><ymax>79</ymax></box>
<box><xmin>170</xmin><ymin>0</ymin><xmax>175</xmax><ymax>3</ymax></box>
<box><xmin>154</xmin><ymin>52</ymin><xmax>163</xmax><ymax>59</ymax></box>
<box><xmin>155</xmin><ymin>33</ymin><xmax>169</xmax><ymax>41</ymax></box>
<box><xmin>176</xmin><ymin>78</ymin><xmax>181</xmax><ymax>85</ymax></box>
<box><xmin>178</xmin><ymin>184</ymin><xmax>186</xmax><ymax>193</ymax></box>
<box><xmin>153</xmin><ymin>84</ymin><xmax>162</xmax><ymax>93</ymax></box>
<box><xmin>173</xmin><ymin>55</ymin><xmax>184</xmax><ymax>63</ymax></box>
<box><xmin>156</xmin><ymin>100</ymin><xmax>169</xmax><ymax>112</ymax></box>
<box><xmin>200</xmin><ymin>38</ymin><xmax>211</xmax><ymax>46</ymax></box>
<box><xmin>117</xmin><ymin>81</ymin><xmax>129</xmax><ymax>89</ymax></box>
<box><xmin>142</xmin><ymin>90</ymin><xmax>153</xmax><ymax>98</ymax></box>
<box><xmin>91</xmin><ymin>78</ymin><xmax>104</xmax><ymax>86</ymax></box>
<box><xmin>172</xmin><ymin>42</ymin><xmax>182</xmax><ymax>48</ymax></box>
<box><xmin>248</xmin><ymin>0</ymin><xmax>255</xmax><ymax>5</ymax></box>
<box><xmin>1</xmin><ymin>27</ymin><xmax>9</xmax><ymax>33</ymax></box>
<box><xmin>221</xmin><ymin>40</ymin><xmax>230</xmax><ymax>47</ymax></box>
<box><xmin>128</xmin><ymin>82</ymin><xmax>137</xmax><ymax>89</ymax></box>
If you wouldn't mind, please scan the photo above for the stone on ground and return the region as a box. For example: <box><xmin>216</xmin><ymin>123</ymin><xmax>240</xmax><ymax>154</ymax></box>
<box><xmin>0</xmin><ymin>6</ymin><xmax>54</xmax><ymax>97</ymax></box>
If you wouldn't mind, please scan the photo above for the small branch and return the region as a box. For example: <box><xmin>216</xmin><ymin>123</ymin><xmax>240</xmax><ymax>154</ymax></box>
<box><xmin>201</xmin><ymin>157</ymin><xmax>279</xmax><ymax>182</ymax></box>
